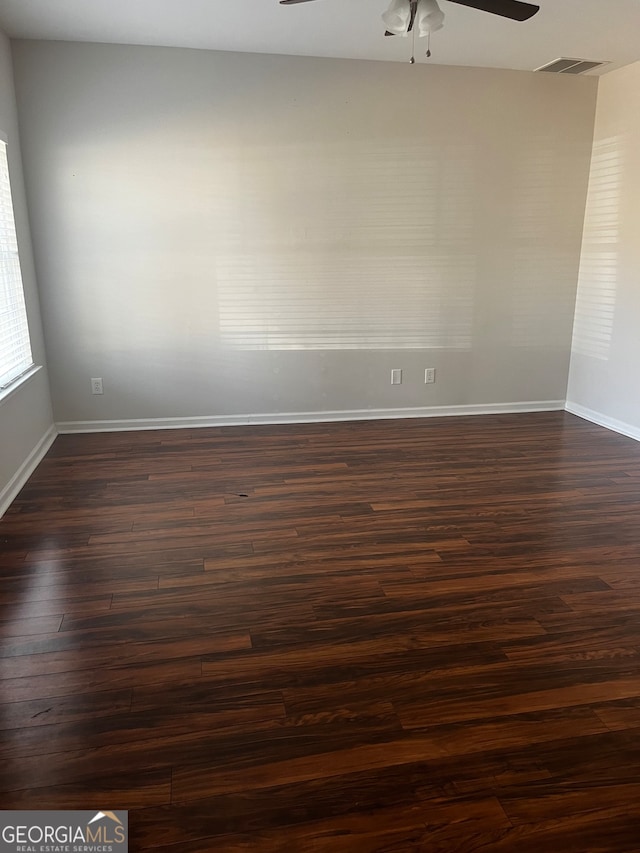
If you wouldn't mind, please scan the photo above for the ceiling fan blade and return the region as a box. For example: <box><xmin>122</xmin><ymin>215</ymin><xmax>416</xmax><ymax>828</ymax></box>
<box><xmin>279</xmin><ymin>0</ymin><xmax>319</xmax><ymax>5</ymax></box>
<box><xmin>447</xmin><ymin>0</ymin><xmax>539</xmax><ymax>21</ymax></box>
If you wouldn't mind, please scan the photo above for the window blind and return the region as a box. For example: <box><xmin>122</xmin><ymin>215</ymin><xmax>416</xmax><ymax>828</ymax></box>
<box><xmin>0</xmin><ymin>139</ymin><xmax>33</xmax><ymax>389</ymax></box>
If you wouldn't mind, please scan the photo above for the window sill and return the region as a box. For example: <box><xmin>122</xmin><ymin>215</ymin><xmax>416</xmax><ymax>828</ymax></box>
<box><xmin>0</xmin><ymin>365</ymin><xmax>43</xmax><ymax>409</ymax></box>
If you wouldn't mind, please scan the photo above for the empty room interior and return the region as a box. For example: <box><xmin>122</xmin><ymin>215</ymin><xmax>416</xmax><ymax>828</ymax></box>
<box><xmin>2</xmin><ymin>0</ymin><xmax>640</xmax><ymax>848</ymax></box>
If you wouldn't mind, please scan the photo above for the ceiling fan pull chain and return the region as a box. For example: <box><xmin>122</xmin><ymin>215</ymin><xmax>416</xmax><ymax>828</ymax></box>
<box><xmin>426</xmin><ymin>30</ymin><xmax>432</xmax><ymax>58</ymax></box>
<box><xmin>410</xmin><ymin>19</ymin><xmax>416</xmax><ymax>63</ymax></box>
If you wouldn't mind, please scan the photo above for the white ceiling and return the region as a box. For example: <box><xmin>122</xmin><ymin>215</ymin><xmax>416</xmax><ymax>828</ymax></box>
<box><xmin>0</xmin><ymin>0</ymin><xmax>638</xmax><ymax>75</ymax></box>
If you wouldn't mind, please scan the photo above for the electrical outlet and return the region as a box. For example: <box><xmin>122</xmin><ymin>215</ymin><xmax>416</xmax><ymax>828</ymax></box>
<box><xmin>91</xmin><ymin>377</ymin><xmax>104</xmax><ymax>395</ymax></box>
<box><xmin>424</xmin><ymin>368</ymin><xmax>436</xmax><ymax>384</ymax></box>
<box><xmin>391</xmin><ymin>369</ymin><xmax>402</xmax><ymax>385</ymax></box>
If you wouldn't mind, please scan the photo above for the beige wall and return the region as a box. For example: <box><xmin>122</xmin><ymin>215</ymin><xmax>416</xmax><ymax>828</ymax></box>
<box><xmin>568</xmin><ymin>61</ymin><xmax>640</xmax><ymax>438</ymax></box>
<box><xmin>12</xmin><ymin>41</ymin><xmax>597</xmax><ymax>426</ymax></box>
<box><xmin>0</xmin><ymin>29</ymin><xmax>53</xmax><ymax>511</ymax></box>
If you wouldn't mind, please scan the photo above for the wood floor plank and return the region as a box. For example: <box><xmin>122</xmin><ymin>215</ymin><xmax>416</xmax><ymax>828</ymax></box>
<box><xmin>0</xmin><ymin>701</ymin><xmax>287</xmax><ymax>760</ymax></box>
<box><xmin>0</xmin><ymin>594</ymin><xmax>113</xmax><ymax>620</ymax></box>
<box><xmin>172</xmin><ymin>734</ymin><xmax>449</xmax><ymax>801</ymax></box>
<box><xmin>2</xmin><ymin>411</ymin><xmax>640</xmax><ymax>850</ymax></box>
<box><xmin>0</xmin><ymin>769</ymin><xmax>172</xmax><ymax>810</ymax></box>
<box><xmin>0</xmin><ymin>614</ymin><xmax>63</xmax><ymax>637</ymax></box>
<box><xmin>0</xmin><ymin>688</ymin><xmax>133</xmax><ymax>731</ymax></box>
<box><xmin>0</xmin><ymin>633</ymin><xmax>251</xmax><ymax>677</ymax></box>
<box><xmin>0</xmin><ymin>657</ymin><xmax>204</xmax><ymax>703</ymax></box>
<box><xmin>133</xmin><ymin>797</ymin><xmax>512</xmax><ymax>853</ymax></box>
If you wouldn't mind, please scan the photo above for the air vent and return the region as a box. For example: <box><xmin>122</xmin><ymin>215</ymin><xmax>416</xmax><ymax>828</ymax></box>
<box><xmin>535</xmin><ymin>57</ymin><xmax>610</xmax><ymax>75</ymax></box>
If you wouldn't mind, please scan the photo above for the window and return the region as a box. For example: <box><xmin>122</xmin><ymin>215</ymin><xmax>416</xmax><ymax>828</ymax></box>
<box><xmin>0</xmin><ymin>137</ymin><xmax>33</xmax><ymax>390</ymax></box>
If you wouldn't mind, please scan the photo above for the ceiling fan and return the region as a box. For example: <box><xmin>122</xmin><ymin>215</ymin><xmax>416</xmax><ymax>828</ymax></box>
<box><xmin>279</xmin><ymin>0</ymin><xmax>540</xmax><ymax>39</ymax></box>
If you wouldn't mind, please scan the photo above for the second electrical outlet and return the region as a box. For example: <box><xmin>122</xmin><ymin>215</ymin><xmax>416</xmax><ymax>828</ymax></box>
<box><xmin>424</xmin><ymin>368</ymin><xmax>436</xmax><ymax>384</ymax></box>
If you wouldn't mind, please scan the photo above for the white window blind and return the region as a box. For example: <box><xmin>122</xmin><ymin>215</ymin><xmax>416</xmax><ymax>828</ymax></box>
<box><xmin>0</xmin><ymin>139</ymin><xmax>33</xmax><ymax>389</ymax></box>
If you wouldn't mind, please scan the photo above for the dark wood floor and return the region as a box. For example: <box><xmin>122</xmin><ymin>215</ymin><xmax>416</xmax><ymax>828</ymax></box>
<box><xmin>2</xmin><ymin>412</ymin><xmax>640</xmax><ymax>850</ymax></box>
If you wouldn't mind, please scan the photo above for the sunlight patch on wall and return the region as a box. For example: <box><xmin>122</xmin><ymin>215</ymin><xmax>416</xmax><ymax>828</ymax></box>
<box><xmin>216</xmin><ymin>141</ymin><xmax>476</xmax><ymax>351</ymax></box>
<box><xmin>571</xmin><ymin>136</ymin><xmax>623</xmax><ymax>360</ymax></box>
<box><xmin>510</xmin><ymin>141</ymin><xmax>587</xmax><ymax>347</ymax></box>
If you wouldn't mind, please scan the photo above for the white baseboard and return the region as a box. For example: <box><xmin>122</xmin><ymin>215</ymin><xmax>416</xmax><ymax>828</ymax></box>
<box><xmin>56</xmin><ymin>400</ymin><xmax>565</xmax><ymax>434</ymax></box>
<box><xmin>0</xmin><ymin>424</ymin><xmax>58</xmax><ymax>518</ymax></box>
<box><xmin>565</xmin><ymin>402</ymin><xmax>640</xmax><ymax>443</ymax></box>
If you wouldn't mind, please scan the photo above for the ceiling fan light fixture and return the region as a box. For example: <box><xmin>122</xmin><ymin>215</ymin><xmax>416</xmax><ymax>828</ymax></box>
<box><xmin>382</xmin><ymin>0</ymin><xmax>445</xmax><ymax>37</ymax></box>
<box><xmin>381</xmin><ymin>0</ymin><xmax>413</xmax><ymax>37</ymax></box>
<box><xmin>418</xmin><ymin>0</ymin><xmax>445</xmax><ymax>35</ymax></box>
